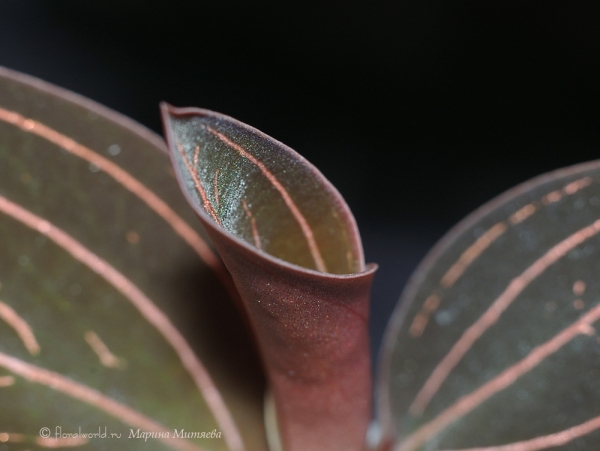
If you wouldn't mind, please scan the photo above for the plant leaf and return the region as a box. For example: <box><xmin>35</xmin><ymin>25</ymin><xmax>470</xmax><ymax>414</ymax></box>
<box><xmin>162</xmin><ymin>105</ymin><xmax>376</xmax><ymax>451</ymax></box>
<box><xmin>378</xmin><ymin>163</ymin><xmax>600</xmax><ymax>450</ymax></box>
<box><xmin>0</xmin><ymin>67</ymin><xmax>266</xmax><ymax>451</ymax></box>
<box><xmin>161</xmin><ymin>105</ymin><xmax>365</xmax><ymax>275</ymax></box>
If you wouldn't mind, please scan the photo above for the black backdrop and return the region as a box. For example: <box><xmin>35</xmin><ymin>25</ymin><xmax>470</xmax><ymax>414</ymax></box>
<box><xmin>2</xmin><ymin>0</ymin><xmax>600</xmax><ymax>366</ymax></box>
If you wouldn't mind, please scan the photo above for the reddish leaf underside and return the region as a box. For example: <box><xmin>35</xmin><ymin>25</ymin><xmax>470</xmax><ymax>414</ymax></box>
<box><xmin>162</xmin><ymin>105</ymin><xmax>376</xmax><ymax>451</ymax></box>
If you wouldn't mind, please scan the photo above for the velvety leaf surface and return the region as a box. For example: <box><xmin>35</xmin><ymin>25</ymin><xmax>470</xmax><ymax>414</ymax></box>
<box><xmin>0</xmin><ymin>67</ymin><xmax>266</xmax><ymax>451</ymax></box>
<box><xmin>162</xmin><ymin>105</ymin><xmax>364</xmax><ymax>275</ymax></box>
<box><xmin>162</xmin><ymin>105</ymin><xmax>375</xmax><ymax>451</ymax></box>
<box><xmin>378</xmin><ymin>162</ymin><xmax>600</xmax><ymax>451</ymax></box>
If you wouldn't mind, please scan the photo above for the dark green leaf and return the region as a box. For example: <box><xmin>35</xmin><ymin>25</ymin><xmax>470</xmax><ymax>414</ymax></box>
<box><xmin>161</xmin><ymin>105</ymin><xmax>364</xmax><ymax>275</ymax></box>
<box><xmin>378</xmin><ymin>163</ymin><xmax>600</xmax><ymax>451</ymax></box>
<box><xmin>0</xmin><ymin>67</ymin><xmax>266</xmax><ymax>451</ymax></box>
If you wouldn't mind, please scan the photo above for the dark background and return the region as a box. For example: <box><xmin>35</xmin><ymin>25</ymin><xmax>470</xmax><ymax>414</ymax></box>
<box><xmin>2</xmin><ymin>0</ymin><xmax>600</xmax><ymax>367</ymax></box>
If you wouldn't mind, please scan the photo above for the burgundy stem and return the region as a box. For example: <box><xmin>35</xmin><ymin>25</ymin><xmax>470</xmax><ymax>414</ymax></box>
<box><xmin>203</xmin><ymin>222</ymin><xmax>376</xmax><ymax>451</ymax></box>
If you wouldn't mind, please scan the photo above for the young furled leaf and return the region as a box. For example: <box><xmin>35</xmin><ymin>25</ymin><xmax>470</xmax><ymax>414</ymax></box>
<box><xmin>378</xmin><ymin>162</ymin><xmax>600</xmax><ymax>451</ymax></box>
<box><xmin>161</xmin><ymin>105</ymin><xmax>376</xmax><ymax>451</ymax></box>
<box><xmin>0</xmin><ymin>67</ymin><xmax>266</xmax><ymax>451</ymax></box>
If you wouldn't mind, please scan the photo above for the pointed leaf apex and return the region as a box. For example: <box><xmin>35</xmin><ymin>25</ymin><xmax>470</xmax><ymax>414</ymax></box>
<box><xmin>161</xmin><ymin>105</ymin><xmax>367</xmax><ymax>275</ymax></box>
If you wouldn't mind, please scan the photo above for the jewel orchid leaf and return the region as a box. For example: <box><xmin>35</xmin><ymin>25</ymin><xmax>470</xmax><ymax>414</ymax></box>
<box><xmin>161</xmin><ymin>105</ymin><xmax>376</xmax><ymax>451</ymax></box>
<box><xmin>160</xmin><ymin>104</ymin><xmax>364</xmax><ymax>275</ymax></box>
<box><xmin>0</xmin><ymin>67</ymin><xmax>266</xmax><ymax>451</ymax></box>
<box><xmin>378</xmin><ymin>162</ymin><xmax>600</xmax><ymax>451</ymax></box>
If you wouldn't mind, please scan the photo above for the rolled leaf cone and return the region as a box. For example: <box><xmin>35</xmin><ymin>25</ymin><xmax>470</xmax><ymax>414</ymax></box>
<box><xmin>161</xmin><ymin>104</ymin><xmax>377</xmax><ymax>451</ymax></box>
